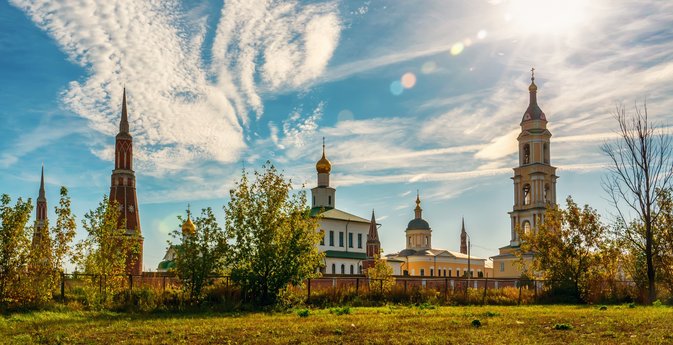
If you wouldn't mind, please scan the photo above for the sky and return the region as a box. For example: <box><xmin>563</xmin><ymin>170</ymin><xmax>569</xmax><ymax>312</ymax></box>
<box><xmin>2</xmin><ymin>0</ymin><xmax>673</xmax><ymax>271</ymax></box>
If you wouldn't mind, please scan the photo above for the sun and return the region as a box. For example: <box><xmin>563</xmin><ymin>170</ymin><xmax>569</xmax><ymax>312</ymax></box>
<box><xmin>505</xmin><ymin>0</ymin><xmax>588</xmax><ymax>35</ymax></box>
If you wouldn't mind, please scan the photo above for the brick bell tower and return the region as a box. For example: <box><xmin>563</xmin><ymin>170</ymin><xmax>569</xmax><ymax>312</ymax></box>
<box><xmin>110</xmin><ymin>88</ymin><xmax>143</xmax><ymax>275</ymax></box>
<box><xmin>363</xmin><ymin>210</ymin><xmax>381</xmax><ymax>271</ymax></box>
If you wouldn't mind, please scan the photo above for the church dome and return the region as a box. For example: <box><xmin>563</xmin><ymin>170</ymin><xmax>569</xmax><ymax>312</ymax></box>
<box><xmin>182</xmin><ymin>214</ymin><xmax>196</xmax><ymax>236</ymax></box>
<box><xmin>316</xmin><ymin>140</ymin><xmax>331</xmax><ymax>174</ymax></box>
<box><xmin>407</xmin><ymin>218</ymin><xmax>431</xmax><ymax>230</ymax></box>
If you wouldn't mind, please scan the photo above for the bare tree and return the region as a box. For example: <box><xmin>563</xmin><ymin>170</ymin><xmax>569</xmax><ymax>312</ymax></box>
<box><xmin>601</xmin><ymin>102</ymin><xmax>673</xmax><ymax>303</ymax></box>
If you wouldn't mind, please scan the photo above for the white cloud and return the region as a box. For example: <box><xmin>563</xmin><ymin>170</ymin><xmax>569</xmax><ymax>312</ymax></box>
<box><xmin>11</xmin><ymin>0</ymin><xmax>341</xmax><ymax>177</ymax></box>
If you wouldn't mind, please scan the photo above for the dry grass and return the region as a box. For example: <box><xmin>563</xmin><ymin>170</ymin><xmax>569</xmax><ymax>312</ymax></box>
<box><xmin>2</xmin><ymin>305</ymin><xmax>673</xmax><ymax>344</ymax></box>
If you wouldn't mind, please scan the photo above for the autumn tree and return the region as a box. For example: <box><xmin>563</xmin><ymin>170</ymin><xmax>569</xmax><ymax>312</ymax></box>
<box><xmin>74</xmin><ymin>195</ymin><xmax>138</xmax><ymax>303</ymax></box>
<box><xmin>654</xmin><ymin>188</ymin><xmax>673</xmax><ymax>295</ymax></box>
<box><xmin>0</xmin><ymin>195</ymin><xmax>33</xmax><ymax>307</ymax></box>
<box><xmin>519</xmin><ymin>197</ymin><xmax>608</xmax><ymax>302</ymax></box>
<box><xmin>170</xmin><ymin>207</ymin><xmax>227</xmax><ymax>302</ymax></box>
<box><xmin>366</xmin><ymin>254</ymin><xmax>395</xmax><ymax>294</ymax></box>
<box><xmin>224</xmin><ymin>164</ymin><xmax>324</xmax><ymax>306</ymax></box>
<box><xmin>601</xmin><ymin>102</ymin><xmax>673</xmax><ymax>303</ymax></box>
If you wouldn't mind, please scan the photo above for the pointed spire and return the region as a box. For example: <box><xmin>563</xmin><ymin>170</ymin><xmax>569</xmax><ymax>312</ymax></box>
<box><xmin>460</xmin><ymin>217</ymin><xmax>468</xmax><ymax>254</ymax></box>
<box><xmin>368</xmin><ymin>209</ymin><xmax>379</xmax><ymax>241</ymax></box>
<box><xmin>38</xmin><ymin>164</ymin><xmax>46</xmax><ymax>201</ymax></box>
<box><xmin>316</xmin><ymin>136</ymin><xmax>332</xmax><ymax>174</ymax></box>
<box><xmin>414</xmin><ymin>191</ymin><xmax>422</xmax><ymax>219</ymax></box>
<box><xmin>119</xmin><ymin>88</ymin><xmax>130</xmax><ymax>134</ymax></box>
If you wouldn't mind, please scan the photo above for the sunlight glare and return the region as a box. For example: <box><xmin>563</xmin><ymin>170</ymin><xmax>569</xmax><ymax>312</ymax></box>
<box><xmin>507</xmin><ymin>0</ymin><xmax>587</xmax><ymax>35</ymax></box>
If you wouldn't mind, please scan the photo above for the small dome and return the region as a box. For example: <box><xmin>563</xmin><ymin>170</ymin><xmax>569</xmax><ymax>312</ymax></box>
<box><xmin>407</xmin><ymin>218</ymin><xmax>430</xmax><ymax>230</ymax></box>
<box><xmin>182</xmin><ymin>215</ymin><xmax>196</xmax><ymax>236</ymax></box>
<box><xmin>528</xmin><ymin>81</ymin><xmax>537</xmax><ymax>92</ymax></box>
<box><xmin>316</xmin><ymin>141</ymin><xmax>331</xmax><ymax>173</ymax></box>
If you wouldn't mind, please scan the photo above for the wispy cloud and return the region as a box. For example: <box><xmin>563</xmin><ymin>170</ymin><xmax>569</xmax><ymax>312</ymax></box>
<box><xmin>11</xmin><ymin>0</ymin><xmax>341</xmax><ymax>177</ymax></box>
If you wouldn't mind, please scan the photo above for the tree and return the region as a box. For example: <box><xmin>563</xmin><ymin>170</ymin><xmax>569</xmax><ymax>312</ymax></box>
<box><xmin>74</xmin><ymin>195</ymin><xmax>138</xmax><ymax>302</ymax></box>
<box><xmin>519</xmin><ymin>197</ymin><xmax>608</xmax><ymax>302</ymax></box>
<box><xmin>366</xmin><ymin>254</ymin><xmax>395</xmax><ymax>294</ymax></box>
<box><xmin>654</xmin><ymin>188</ymin><xmax>673</xmax><ymax>295</ymax></box>
<box><xmin>224</xmin><ymin>164</ymin><xmax>324</xmax><ymax>306</ymax></box>
<box><xmin>601</xmin><ymin>102</ymin><xmax>673</xmax><ymax>303</ymax></box>
<box><xmin>0</xmin><ymin>195</ymin><xmax>33</xmax><ymax>307</ymax></box>
<box><xmin>170</xmin><ymin>207</ymin><xmax>227</xmax><ymax>302</ymax></box>
<box><xmin>51</xmin><ymin>187</ymin><xmax>77</xmax><ymax>277</ymax></box>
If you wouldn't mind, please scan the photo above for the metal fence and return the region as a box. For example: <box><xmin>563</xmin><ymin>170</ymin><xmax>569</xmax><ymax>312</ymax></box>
<box><xmin>58</xmin><ymin>273</ymin><xmax>638</xmax><ymax>305</ymax></box>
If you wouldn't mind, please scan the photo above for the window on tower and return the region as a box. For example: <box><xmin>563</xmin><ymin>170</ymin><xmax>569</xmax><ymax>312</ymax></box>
<box><xmin>329</xmin><ymin>231</ymin><xmax>334</xmax><ymax>246</ymax></box>
<box><xmin>544</xmin><ymin>184</ymin><xmax>550</xmax><ymax>203</ymax></box>
<box><xmin>523</xmin><ymin>144</ymin><xmax>530</xmax><ymax>164</ymax></box>
<box><xmin>328</xmin><ymin>195</ymin><xmax>331</xmax><ymax>205</ymax></box>
<box><xmin>543</xmin><ymin>143</ymin><xmax>550</xmax><ymax>164</ymax></box>
<box><xmin>339</xmin><ymin>232</ymin><xmax>344</xmax><ymax>247</ymax></box>
<box><xmin>523</xmin><ymin>221</ymin><xmax>531</xmax><ymax>235</ymax></box>
<box><xmin>332</xmin><ymin>263</ymin><xmax>335</xmax><ymax>274</ymax></box>
<box><xmin>357</xmin><ymin>233</ymin><xmax>362</xmax><ymax>248</ymax></box>
<box><xmin>523</xmin><ymin>184</ymin><xmax>531</xmax><ymax>205</ymax></box>
<box><xmin>341</xmin><ymin>264</ymin><xmax>345</xmax><ymax>275</ymax></box>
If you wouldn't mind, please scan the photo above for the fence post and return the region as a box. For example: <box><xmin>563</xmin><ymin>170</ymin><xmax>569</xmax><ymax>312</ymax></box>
<box><xmin>356</xmin><ymin>278</ymin><xmax>359</xmax><ymax>294</ymax></box>
<box><xmin>307</xmin><ymin>278</ymin><xmax>311</xmax><ymax>304</ymax></box>
<box><xmin>60</xmin><ymin>272</ymin><xmax>65</xmax><ymax>301</ymax></box>
<box><xmin>444</xmin><ymin>278</ymin><xmax>448</xmax><ymax>300</ymax></box>
<box><xmin>482</xmin><ymin>277</ymin><xmax>488</xmax><ymax>305</ymax></box>
<box><xmin>518</xmin><ymin>282</ymin><xmax>523</xmax><ymax>305</ymax></box>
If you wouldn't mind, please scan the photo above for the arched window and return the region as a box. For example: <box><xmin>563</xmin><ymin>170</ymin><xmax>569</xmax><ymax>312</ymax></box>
<box><xmin>425</xmin><ymin>236</ymin><xmax>429</xmax><ymax>246</ymax></box>
<box><xmin>544</xmin><ymin>184</ymin><xmax>550</xmax><ymax>203</ymax></box>
<box><xmin>328</xmin><ymin>195</ymin><xmax>332</xmax><ymax>205</ymax></box>
<box><xmin>331</xmin><ymin>263</ymin><xmax>335</xmax><ymax>274</ymax></box>
<box><xmin>350</xmin><ymin>265</ymin><xmax>354</xmax><ymax>275</ymax></box>
<box><xmin>443</xmin><ymin>269</ymin><xmax>447</xmax><ymax>277</ymax></box>
<box><xmin>523</xmin><ymin>221</ymin><xmax>531</xmax><ymax>235</ymax></box>
<box><xmin>359</xmin><ymin>265</ymin><xmax>362</xmax><ymax>274</ymax></box>
<box><xmin>340</xmin><ymin>264</ymin><xmax>345</xmax><ymax>275</ymax></box>
<box><xmin>430</xmin><ymin>268</ymin><xmax>434</xmax><ymax>277</ymax></box>
<box><xmin>523</xmin><ymin>144</ymin><xmax>530</xmax><ymax>164</ymax></box>
<box><xmin>523</xmin><ymin>184</ymin><xmax>531</xmax><ymax>205</ymax></box>
<box><xmin>420</xmin><ymin>268</ymin><xmax>425</xmax><ymax>276</ymax></box>
<box><xmin>543</xmin><ymin>143</ymin><xmax>549</xmax><ymax>164</ymax></box>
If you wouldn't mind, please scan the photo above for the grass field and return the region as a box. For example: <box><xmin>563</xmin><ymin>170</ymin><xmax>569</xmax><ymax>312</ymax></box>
<box><xmin>2</xmin><ymin>305</ymin><xmax>673</xmax><ymax>344</ymax></box>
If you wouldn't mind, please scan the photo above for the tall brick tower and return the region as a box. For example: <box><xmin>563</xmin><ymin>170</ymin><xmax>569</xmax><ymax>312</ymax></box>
<box><xmin>32</xmin><ymin>165</ymin><xmax>48</xmax><ymax>249</ymax></box>
<box><xmin>460</xmin><ymin>217</ymin><xmax>467</xmax><ymax>255</ymax></box>
<box><xmin>110</xmin><ymin>89</ymin><xmax>143</xmax><ymax>275</ymax></box>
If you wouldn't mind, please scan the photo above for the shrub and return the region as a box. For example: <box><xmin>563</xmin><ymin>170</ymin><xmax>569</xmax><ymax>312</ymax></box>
<box><xmin>554</xmin><ymin>323</ymin><xmax>573</xmax><ymax>330</ymax></box>
<box><xmin>296</xmin><ymin>309</ymin><xmax>309</xmax><ymax>317</ymax></box>
<box><xmin>471</xmin><ymin>319</ymin><xmax>482</xmax><ymax>327</ymax></box>
<box><xmin>330</xmin><ymin>306</ymin><xmax>351</xmax><ymax>315</ymax></box>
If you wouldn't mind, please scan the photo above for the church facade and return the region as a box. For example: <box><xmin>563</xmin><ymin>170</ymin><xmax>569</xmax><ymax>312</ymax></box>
<box><xmin>386</xmin><ymin>194</ymin><xmax>489</xmax><ymax>278</ymax></box>
<box><xmin>491</xmin><ymin>71</ymin><xmax>558</xmax><ymax>278</ymax></box>
<box><xmin>311</xmin><ymin>140</ymin><xmax>403</xmax><ymax>275</ymax></box>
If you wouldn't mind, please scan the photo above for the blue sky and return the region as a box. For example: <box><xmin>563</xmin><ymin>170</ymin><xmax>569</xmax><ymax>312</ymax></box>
<box><xmin>2</xmin><ymin>0</ymin><xmax>673</xmax><ymax>271</ymax></box>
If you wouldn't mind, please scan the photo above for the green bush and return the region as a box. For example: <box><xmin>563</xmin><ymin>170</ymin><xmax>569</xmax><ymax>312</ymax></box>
<box><xmin>330</xmin><ymin>306</ymin><xmax>351</xmax><ymax>315</ymax></box>
<box><xmin>296</xmin><ymin>308</ymin><xmax>310</xmax><ymax>317</ymax></box>
<box><xmin>554</xmin><ymin>323</ymin><xmax>573</xmax><ymax>330</ymax></box>
<box><xmin>471</xmin><ymin>319</ymin><xmax>481</xmax><ymax>327</ymax></box>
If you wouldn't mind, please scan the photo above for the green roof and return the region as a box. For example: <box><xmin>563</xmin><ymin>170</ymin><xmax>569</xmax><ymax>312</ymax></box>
<box><xmin>325</xmin><ymin>250</ymin><xmax>368</xmax><ymax>260</ymax></box>
<box><xmin>311</xmin><ymin>207</ymin><xmax>370</xmax><ymax>224</ymax></box>
<box><xmin>157</xmin><ymin>260</ymin><xmax>176</xmax><ymax>270</ymax></box>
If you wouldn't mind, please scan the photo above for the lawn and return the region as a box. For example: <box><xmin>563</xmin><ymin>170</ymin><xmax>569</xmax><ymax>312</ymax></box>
<box><xmin>2</xmin><ymin>305</ymin><xmax>672</xmax><ymax>344</ymax></box>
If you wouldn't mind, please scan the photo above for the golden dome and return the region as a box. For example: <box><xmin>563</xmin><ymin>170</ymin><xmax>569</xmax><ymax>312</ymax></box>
<box><xmin>182</xmin><ymin>212</ymin><xmax>196</xmax><ymax>236</ymax></box>
<box><xmin>528</xmin><ymin>67</ymin><xmax>537</xmax><ymax>92</ymax></box>
<box><xmin>316</xmin><ymin>139</ymin><xmax>331</xmax><ymax>174</ymax></box>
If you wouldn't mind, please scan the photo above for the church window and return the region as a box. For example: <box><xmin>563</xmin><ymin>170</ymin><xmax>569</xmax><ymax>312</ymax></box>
<box><xmin>339</xmin><ymin>232</ymin><xmax>344</xmax><ymax>247</ymax></box>
<box><xmin>523</xmin><ymin>221</ymin><xmax>531</xmax><ymax>235</ymax></box>
<box><xmin>544</xmin><ymin>184</ymin><xmax>550</xmax><ymax>203</ymax></box>
<box><xmin>350</xmin><ymin>265</ymin><xmax>354</xmax><ymax>275</ymax></box>
<box><xmin>328</xmin><ymin>195</ymin><xmax>332</xmax><ymax>205</ymax></box>
<box><xmin>543</xmin><ymin>143</ymin><xmax>549</xmax><ymax>164</ymax></box>
<box><xmin>500</xmin><ymin>262</ymin><xmax>505</xmax><ymax>272</ymax></box>
<box><xmin>478</xmin><ymin>271</ymin><xmax>484</xmax><ymax>278</ymax></box>
<box><xmin>359</xmin><ymin>265</ymin><xmax>362</xmax><ymax>274</ymax></box>
<box><xmin>425</xmin><ymin>236</ymin><xmax>429</xmax><ymax>246</ymax></box>
<box><xmin>430</xmin><ymin>268</ymin><xmax>434</xmax><ymax>277</ymax></box>
<box><xmin>320</xmin><ymin>230</ymin><xmax>325</xmax><ymax>245</ymax></box>
<box><xmin>420</xmin><ymin>268</ymin><xmax>425</xmax><ymax>276</ymax></box>
<box><xmin>332</xmin><ymin>263</ymin><xmax>335</xmax><ymax>274</ymax></box>
<box><xmin>448</xmin><ymin>269</ymin><xmax>452</xmax><ymax>277</ymax></box>
<box><xmin>404</xmin><ymin>270</ymin><xmax>409</xmax><ymax>276</ymax></box>
<box><xmin>456</xmin><ymin>269</ymin><xmax>460</xmax><ymax>277</ymax></box>
<box><xmin>341</xmin><ymin>264</ymin><xmax>345</xmax><ymax>275</ymax></box>
<box><xmin>329</xmin><ymin>231</ymin><xmax>334</xmax><ymax>246</ymax></box>
<box><xmin>348</xmin><ymin>233</ymin><xmax>353</xmax><ymax>248</ymax></box>
<box><xmin>523</xmin><ymin>184</ymin><xmax>531</xmax><ymax>205</ymax></box>
<box><xmin>444</xmin><ymin>269</ymin><xmax>447</xmax><ymax>277</ymax></box>
<box><xmin>523</xmin><ymin>144</ymin><xmax>530</xmax><ymax>164</ymax></box>
<box><xmin>357</xmin><ymin>234</ymin><xmax>362</xmax><ymax>248</ymax></box>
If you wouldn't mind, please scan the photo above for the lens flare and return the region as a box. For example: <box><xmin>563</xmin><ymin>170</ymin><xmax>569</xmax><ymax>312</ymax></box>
<box><xmin>390</xmin><ymin>81</ymin><xmax>404</xmax><ymax>95</ymax></box>
<box><xmin>421</xmin><ymin>61</ymin><xmax>437</xmax><ymax>74</ymax></box>
<box><xmin>477</xmin><ymin>30</ymin><xmax>487</xmax><ymax>39</ymax></box>
<box><xmin>450</xmin><ymin>42</ymin><xmax>464</xmax><ymax>56</ymax></box>
<box><xmin>401</xmin><ymin>73</ymin><xmax>416</xmax><ymax>89</ymax></box>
